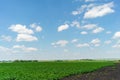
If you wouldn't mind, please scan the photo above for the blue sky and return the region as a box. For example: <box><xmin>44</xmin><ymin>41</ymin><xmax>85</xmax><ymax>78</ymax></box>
<box><xmin>0</xmin><ymin>0</ymin><xmax>120</xmax><ymax>60</ymax></box>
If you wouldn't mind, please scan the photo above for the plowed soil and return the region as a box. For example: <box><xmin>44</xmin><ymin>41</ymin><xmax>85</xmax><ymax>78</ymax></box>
<box><xmin>61</xmin><ymin>63</ymin><xmax>120</xmax><ymax>80</ymax></box>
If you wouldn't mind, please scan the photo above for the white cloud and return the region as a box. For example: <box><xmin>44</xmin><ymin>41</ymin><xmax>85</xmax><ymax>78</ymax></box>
<box><xmin>81</xmin><ymin>31</ymin><xmax>88</xmax><ymax>35</ymax></box>
<box><xmin>9</xmin><ymin>24</ymin><xmax>41</xmax><ymax>42</ymax></box>
<box><xmin>112</xmin><ymin>40</ymin><xmax>120</xmax><ymax>48</ymax></box>
<box><xmin>85</xmin><ymin>0</ymin><xmax>95</xmax><ymax>2</ymax></box>
<box><xmin>30</xmin><ymin>23</ymin><xmax>42</xmax><ymax>32</ymax></box>
<box><xmin>94</xmin><ymin>44</ymin><xmax>100</xmax><ymax>47</ymax></box>
<box><xmin>91</xmin><ymin>38</ymin><xmax>100</xmax><ymax>44</ymax></box>
<box><xmin>71</xmin><ymin>21</ymin><xmax>80</xmax><ymax>28</ymax></box>
<box><xmin>51</xmin><ymin>43</ymin><xmax>56</xmax><ymax>46</ymax></box>
<box><xmin>51</xmin><ymin>42</ymin><xmax>58</xmax><ymax>48</ymax></box>
<box><xmin>16</xmin><ymin>34</ymin><xmax>38</xmax><ymax>42</ymax></box>
<box><xmin>9</xmin><ymin>24</ymin><xmax>34</xmax><ymax>34</ymax></box>
<box><xmin>56</xmin><ymin>40</ymin><xmax>68</xmax><ymax>47</ymax></box>
<box><xmin>113</xmin><ymin>32</ymin><xmax>120</xmax><ymax>39</ymax></box>
<box><xmin>58</xmin><ymin>24</ymin><xmax>69</xmax><ymax>32</ymax></box>
<box><xmin>0</xmin><ymin>45</ymin><xmax>38</xmax><ymax>54</ymax></box>
<box><xmin>0</xmin><ymin>46</ymin><xmax>19</xmax><ymax>54</ymax></box>
<box><xmin>92</xmin><ymin>27</ymin><xmax>104</xmax><ymax>33</ymax></box>
<box><xmin>82</xmin><ymin>24</ymin><xmax>97</xmax><ymax>30</ymax></box>
<box><xmin>82</xmin><ymin>24</ymin><xmax>104</xmax><ymax>34</ymax></box>
<box><xmin>52</xmin><ymin>40</ymin><xmax>69</xmax><ymax>47</ymax></box>
<box><xmin>71</xmin><ymin>39</ymin><xmax>78</xmax><ymax>43</ymax></box>
<box><xmin>72</xmin><ymin>3</ymin><xmax>96</xmax><ymax>16</ymax></box>
<box><xmin>84</xmin><ymin>2</ymin><xmax>114</xmax><ymax>19</ymax></box>
<box><xmin>36</xmin><ymin>26</ymin><xmax>42</xmax><ymax>32</ymax></box>
<box><xmin>72</xmin><ymin>5</ymin><xmax>87</xmax><ymax>15</ymax></box>
<box><xmin>76</xmin><ymin>43</ymin><xmax>90</xmax><ymax>48</ymax></box>
<box><xmin>0</xmin><ymin>46</ymin><xmax>13</xmax><ymax>53</ymax></box>
<box><xmin>1</xmin><ymin>35</ymin><xmax>12</xmax><ymax>42</ymax></box>
<box><xmin>30</xmin><ymin>23</ymin><xmax>36</xmax><ymax>28</ymax></box>
<box><xmin>106</xmin><ymin>31</ymin><xmax>112</xmax><ymax>34</ymax></box>
<box><xmin>104</xmin><ymin>40</ymin><xmax>112</xmax><ymax>44</ymax></box>
<box><xmin>72</xmin><ymin>11</ymin><xmax>80</xmax><ymax>16</ymax></box>
<box><xmin>91</xmin><ymin>38</ymin><xmax>101</xmax><ymax>46</ymax></box>
<box><xmin>13</xmin><ymin>45</ymin><xmax>38</xmax><ymax>52</ymax></box>
<box><xmin>112</xmin><ymin>44</ymin><xmax>120</xmax><ymax>48</ymax></box>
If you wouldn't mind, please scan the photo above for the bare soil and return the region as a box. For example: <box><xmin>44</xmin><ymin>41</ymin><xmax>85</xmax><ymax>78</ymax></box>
<box><xmin>61</xmin><ymin>63</ymin><xmax>120</xmax><ymax>80</ymax></box>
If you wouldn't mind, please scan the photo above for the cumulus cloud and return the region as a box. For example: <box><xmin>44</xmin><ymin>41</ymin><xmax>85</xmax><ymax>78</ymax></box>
<box><xmin>72</xmin><ymin>10</ymin><xmax>80</xmax><ymax>16</ymax></box>
<box><xmin>82</xmin><ymin>24</ymin><xmax>104</xmax><ymax>33</ymax></box>
<box><xmin>36</xmin><ymin>27</ymin><xmax>42</xmax><ymax>32</ymax></box>
<box><xmin>72</xmin><ymin>5</ymin><xmax>87</xmax><ymax>15</ymax></box>
<box><xmin>52</xmin><ymin>40</ymin><xmax>69</xmax><ymax>47</ymax></box>
<box><xmin>106</xmin><ymin>31</ymin><xmax>112</xmax><ymax>34</ymax></box>
<box><xmin>9</xmin><ymin>24</ymin><xmax>39</xmax><ymax>42</ymax></box>
<box><xmin>71</xmin><ymin>21</ymin><xmax>80</xmax><ymax>28</ymax></box>
<box><xmin>0</xmin><ymin>45</ymin><xmax>38</xmax><ymax>56</ymax></box>
<box><xmin>91</xmin><ymin>38</ymin><xmax>101</xmax><ymax>47</ymax></box>
<box><xmin>16</xmin><ymin>34</ymin><xmax>38</xmax><ymax>42</ymax></box>
<box><xmin>30</xmin><ymin>23</ymin><xmax>42</xmax><ymax>32</ymax></box>
<box><xmin>76</xmin><ymin>43</ymin><xmax>90</xmax><ymax>48</ymax></box>
<box><xmin>51</xmin><ymin>43</ymin><xmax>57</xmax><ymax>48</ymax></box>
<box><xmin>58</xmin><ymin>24</ymin><xmax>69</xmax><ymax>32</ymax></box>
<box><xmin>92</xmin><ymin>27</ymin><xmax>104</xmax><ymax>33</ymax></box>
<box><xmin>84</xmin><ymin>2</ymin><xmax>114</xmax><ymax>19</ymax></box>
<box><xmin>72</xmin><ymin>4</ymin><xmax>95</xmax><ymax>15</ymax></box>
<box><xmin>112</xmin><ymin>40</ymin><xmax>120</xmax><ymax>48</ymax></box>
<box><xmin>91</xmin><ymin>38</ymin><xmax>100</xmax><ymax>44</ymax></box>
<box><xmin>13</xmin><ymin>45</ymin><xmax>38</xmax><ymax>52</ymax></box>
<box><xmin>9</xmin><ymin>24</ymin><xmax>34</xmax><ymax>34</ymax></box>
<box><xmin>71</xmin><ymin>39</ymin><xmax>78</xmax><ymax>43</ymax></box>
<box><xmin>1</xmin><ymin>35</ymin><xmax>12</xmax><ymax>42</ymax></box>
<box><xmin>113</xmin><ymin>32</ymin><xmax>120</xmax><ymax>39</ymax></box>
<box><xmin>81</xmin><ymin>31</ymin><xmax>88</xmax><ymax>35</ymax></box>
<box><xmin>85</xmin><ymin>0</ymin><xmax>95</xmax><ymax>2</ymax></box>
<box><xmin>82</xmin><ymin>24</ymin><xmax>97</xmax><ymax>30</ymax></box>
<box><xmin>0</xmin><ymin>46</ymin><xmax>22</xmax><ymax>54</ymax></box>
<box><xmin>0</xmin><ymin>46</ymin><xmax>13</xmax><ymax>53</ymax></box>
<box><xmin>112</xmin><ymin>44</ymin><xmax>120</xmax><ymax>48</ymax></box>
<box><xmin>56</xmin><ymin>40</ymin><xmax>68</xmax><ymax>46</ymax></box>
<box><xmin>104</xmin><ymin>40</ymin><xmax>112</xmax><ymax>44</ymax></box>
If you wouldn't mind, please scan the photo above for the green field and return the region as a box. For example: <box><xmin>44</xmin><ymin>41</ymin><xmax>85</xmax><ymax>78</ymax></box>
<box><xmin>0</xmin><ymin>61</ymin><xmax>114</xmax><ymax>80</ymax></box>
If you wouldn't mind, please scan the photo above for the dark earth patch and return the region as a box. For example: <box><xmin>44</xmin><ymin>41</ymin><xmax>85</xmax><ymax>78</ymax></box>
<box><xmin>61</xmin><ymin>63</ymin><xmax>120</xmax><ymax>80</ymax></box>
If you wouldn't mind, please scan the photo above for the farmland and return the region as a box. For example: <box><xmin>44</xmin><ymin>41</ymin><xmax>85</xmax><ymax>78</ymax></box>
<box><xmin>0</xmin><ymin>61</ymin><xmax>114</xmax><ymax>80</ymax></box>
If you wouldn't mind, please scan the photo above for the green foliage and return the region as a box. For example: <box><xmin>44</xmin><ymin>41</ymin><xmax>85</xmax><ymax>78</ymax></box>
<box><xmin>0</xmin><ymin>61</ymin><xmax>114</xmax><ymax>80</ymax></box>
<box><xmin>13</xmin><ymin>60</ymin><xmax>38</xmax><ymax>62</ymax></box>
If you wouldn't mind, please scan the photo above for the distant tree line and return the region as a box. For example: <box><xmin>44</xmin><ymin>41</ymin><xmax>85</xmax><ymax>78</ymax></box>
<box><xmin>13</xmin><ymin>60</ymin><xmax>38</xmax><ymax>62</ymax></box>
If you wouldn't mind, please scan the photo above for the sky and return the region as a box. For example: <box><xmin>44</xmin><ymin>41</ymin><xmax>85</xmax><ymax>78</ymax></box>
<box><xmin>0</xmin><ymin>0</ymin><xmax>120</xmax><ymax>60</ymax></box>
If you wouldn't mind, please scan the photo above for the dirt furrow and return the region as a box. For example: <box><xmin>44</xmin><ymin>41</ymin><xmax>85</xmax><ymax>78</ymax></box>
<box><xmin>61</xmin><ymin>63</ymin><xmax>120</xmax><ymax>80</ymax></box>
